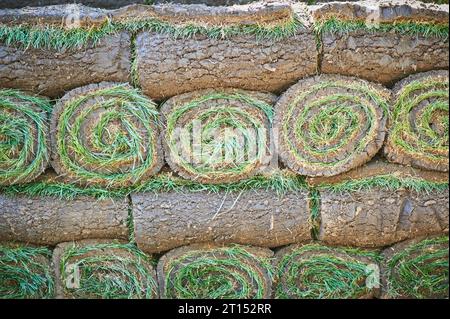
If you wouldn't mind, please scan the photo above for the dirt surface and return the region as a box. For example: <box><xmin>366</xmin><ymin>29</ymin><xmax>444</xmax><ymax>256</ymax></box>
<box><xmin>157</xmin><ymin>243</ymin><xmax>273</xmax><ymax>299</ymax></box>
<box><xmin>132</xmin><ymin>189</ymin><xmax>311</xmax><ymax>253</ymax></box>
<box><xmin>307</xmin><ymin>159</ymin><xmax>449</xmax><ymax>186</ymax></box>
<box><xmin>384</xmin><ymin>70</ymin><xmax>449</xmax><ymax>172</ymax></box>
<box><xmin>0</xmin><ymin>1</ymin><xmax>148</xmax><ymax>9</ymax></box>
<box><xmin>52</xmin><ymin>239</ymin><xmax>158</xmax><ymax>299</ymax></box>
<box><xmin>136</xmin><ymin>30</ymin><xmax>317</xmax><ymax>100</ymax></box>
<box><xmin>49</xmin><ymin>82</ymin><xmax>164</xmax><ymax>187</ymax></box>
<box><xmin>160</xmin><ymin>88</ymin><xmax>275</xmax><ymax>184</ymax></box>
<box><xmin>311</xmin><ymin>0</ymin><xmax>449</xmax><ymax>25</ymax></box>
<box><xmin>321</xmin><ymin>30</ymin><xmax>449</xmax><ymax>87</ymax></box>
<box><xmin>273</xmin><ymin>243</ymin><xmax>380</xmax><ymax>299</ymax></box>
<box><xmin>274</xmin><ymin>74</ymin><xmax>390</xmax><ymax>177</ymax></box>
<box><xmin>0</xmin><ymin>195</ymin><xmax>129</xmax><ymax>245</ymax></box>
<box><xmin>0</xmin><ymin>33</ymin><xmax>130</xmax><ymax>98</ymax></box>
<box><xmin>319</xmin><ymin>188</ymin><xmax>449</xmax><ymax>247</ymax></box>
<box><xmin>381</xmin><ymin>236</ymin><xmax>449</xmax><ymax>299</ymax></box>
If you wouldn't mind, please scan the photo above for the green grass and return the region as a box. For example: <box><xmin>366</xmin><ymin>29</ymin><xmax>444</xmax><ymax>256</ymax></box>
<box><xmin>60</xmin><ymin>242</ymin><xmax>158</xmax><ymax>299</ymax></box>
<box><xmin>315</xmin><ymin>175</ymin><xmax>449</xmax><ymax>193</ymax></box>
<box><xmin>0</xmin><ymin>170</ymin><xmax>306</xmax><ymax>199</ymax></box>
<box><xmin>0</xmin><ymin>245</ymin><xmax>54</xmax><ymax>299</ymax></box>
<box><xmin>0</xmin><ymin>15</ymin><xmax>302</xmax><ymax>51</ymax></box>
<box><xmin>275</xmin><ymin>243</ymin><xmax>381</xmax><ymax>299</ymax></box>
<box><xmin>163</xmin><ymin>245</ymin><xmax>273</xmax><ymax>299</ymax></box>
<box><xmin>164</xmin><ymin>91</ymin><xmax>274</xmax><ymax>183</ymax></box>
<box><xmin>54</xmin><ymin>83</ymin><xmax>161</xmax><ymax>187</ymax></box>
<box><xmin>315</xmin><ymin>18</ymin><xmax>449</xmax><ymax>40</ymax></box>
<box><xmin>385</xmin><ymin>236</ymin><xmax>449</xmax><ymax>299</ymax></box>
<box><xmin>0</xmin><ymin>89</ymin><xmax>51</xmax><ymax>186</ymax></box>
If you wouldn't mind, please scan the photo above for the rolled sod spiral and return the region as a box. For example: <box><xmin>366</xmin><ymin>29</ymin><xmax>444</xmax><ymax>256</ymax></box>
<box><xmin>50</xmin><ymin>82</ymin><xmax>163</xmax><ymax>187</ymax></box>
<box><xmin>161</xmin><ymin>89</ymin><xmax>275</xmax><ymax>184</ymax></box>
<box><xmin>157</xmin><ymin>244</ymin><xmax>273</xmax><ymax>299</ymax></box>
<box><xmin>0</xmin><ymin>244</ymin><xmax>54</xmax><ymax>299</ymax></box>
<box><xmin>274</xmin><ymin>243</ymin><xmax>380</xmax><ymax>299</ymax></box>
<box><xmin>384</xmin><ymin>70</ymin><xmax>449</xmax><ymax>172</ymax></box>
<box><xmin>382</xmin><ymin>236</ymin><xmax>449</xmax><ymax>299</ymax></box>
<box><xmin>274</xmin><ymin>75</ymin><xmax>390</xmax><ymax>177</ymax></box>
<box><xmin>0</xmin><ymin>89</ymin><xmax>50</xmax><ymax>185</ymax></box>
<box><xmin>55</xmin><ymin>241</ymin><xmax>158</xmax><ymax>299</ymax></box>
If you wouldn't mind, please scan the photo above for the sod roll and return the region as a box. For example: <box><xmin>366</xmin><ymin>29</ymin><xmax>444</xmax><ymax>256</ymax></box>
<box><xmin>0</xmin><ymin>243</ymin><xmax>54</xmax><ymax>299</ymax></box>
<box><xmin>274</xmin><ymin>75</ymin><xmax>390</xmax><ymax>177</ymax></box>
<box><xmin>135</xmin><ymin>28</ymin><xmax>317</xmax><ymax>100</ymax></box>
<box><xmin>384</xmin><ymin>70</ymin><xmax>449</xmax><ymax>172</ymax></box>
<box><xmin>274</xmin><ymin>243</ymin><xmax>380</xmax><ymax>299</ymax></box>
<box><xmin>157</xmin><ymin>244</ymin><xmax>273</xmax><ymax>299</ymax></box>
<box><xmin>132</xmin><ymin>188</ymin><xmax>311</xmax><ymax>253</ymax></box>
<box><xmin>0</xmin><ymin>89</ymin><xmax>50</xmax><ymax>186</ymax></box>
<box><xmin>50</xmin><ymin>82</ymin><xmax>164</xmax><ymax>187</ymax></box>
<box><xmin>0</xmin><ymin>194</ymin><xmax>129</xmax><ymax>245</ymax></box>
<box><xmin>381</xmin><ymin>236</ymin><xmax>449</xmax><ymax>299</ymax></box>
<box><xmin>161</xmin><ymin>89</ymin><xmax>275</xmax><ymax>184</ymax></box>
<box><xmin>0</xmin><ymin>33</ymin><xmax>130</xmax><ymax>98</ymax></box>
<box><xmin>53</xmin><ymin>240</ymin><xmax>158</xmax><ymax>299</ymax></box>
<box><xmin>319</xmin><ymin>187</ymin><xmax>449</xmax><ymax>247</ymax></box>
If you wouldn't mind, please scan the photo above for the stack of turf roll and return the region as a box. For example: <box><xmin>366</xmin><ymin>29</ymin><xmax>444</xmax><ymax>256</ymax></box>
<box><xmin>0</xmin><ymin>89</ymin><xmax>50</xmax><ymax>185</ymax></box>
<box><xmin>157</xmin><ymin>244</ymin><xmax>273</xmax><ymax>299</ymax></box>
<box><xmin>382</xmin><ymin>236</ymin><xmax>449</xmax><ymax>299</ymax></box>
<box><xmin>0</xmin><ymin>244</ymin><xmax>54</xmax><ymax>299</ymax></box>
<box><xmin>274</xmin><ymin>74</ymin><xmax>390</xmax><ymax>176</ymax></box>
<box><xmin>274</xmin><ymin>243</ymin><xmax>381</xmax><ymax>299</ymax></box>
<box><xmin>50</xmin><ymin>82</ymin><xmax>163</xmax><ymax>187</ymax></box>
<box><xmin>161</xmin><ymin>89</ymin><xmax>275</xmax><ymax>183</ymax></box>
<box><xmin>384</xmin><ymin>70</ymin><xmax>449</xmax><ymax>172</ymax></box>
<box><xmin>53</xmin><ymin>240</ymin><xmax>158</xmax><ymax>299</ymax></box>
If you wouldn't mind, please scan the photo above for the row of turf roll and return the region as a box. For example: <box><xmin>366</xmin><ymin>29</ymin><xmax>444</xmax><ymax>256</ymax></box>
<box><xmin>1</xmin><ymin>236</ymin><xmax>448</xmax><ymax>299</ymax></box>
<box><xmin>1</xmin><ymin>70</ymin><xmax>448</xmax><ymax>187</ymax></box>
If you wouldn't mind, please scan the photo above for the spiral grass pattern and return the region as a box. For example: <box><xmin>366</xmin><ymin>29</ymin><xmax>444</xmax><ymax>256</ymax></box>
<box><xmin>0</xmin><ymin>89</ymin><xmax>50</xmax><ymax>185</ymax></box>
<box><xmin>0</xmin><ymin>245</ymin><xmax>54</xmax><ymax>299</ymax></box>
<box><xmin>383</xmin><ymin>236</ymin><xmax>449</xmax><ymax>299</ymax></box>
<box><xmin>161</xmin><ymin>89</ymin><xmax>275</xmax><ymax>184</ymax></box>
<box><xmin>59</xmin><ymin>242</ymin><xmax>158</xmax><ymax>299</ymax></box>
<box><xmin>158</xmin><ymin>245</ymin><xmax>273</xmax><ymax>299</ymax></box>
<box><xmin>275</xmin><ymin>75</ymin><xmax>390</xmax><ymax>177</ymax></box>
<box><xmin>50</xmin><ymin>82</ymin><xmax>163</xmax><ymax>187</ymax></box>
<box><xmin>384</xmin><ymin>70</ymin><xmax>449</xmax><ymax>172</ymax></box>
<box><xmin>274</xmin><ymin>243</ymin><xmax>380</xmax><ymax>299</ymax></box>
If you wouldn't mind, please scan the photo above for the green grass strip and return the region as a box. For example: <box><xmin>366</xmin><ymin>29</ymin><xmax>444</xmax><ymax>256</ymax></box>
<box><xmin>275</xmin><ymin>243</ymin><xmax>381</xmax><ymax>299</ymax></box>
<box><xmin>385</xmin><ymin>236</ymin><xmax>449</xmax><ymax>299</ymax></box>
<box><xmin>0</xmin><ymin>245</ymin><xmax>54</xmax><ymax>299</ymax></box>
<box><xmin>315</xmin><ymin>18</ymin><xmax>449</xmax><ymax>40</ymax></box>
<box><xmin>163</xmin><ymin>245</ymin><xmax>273</xmax><ymax>299</ymax></box>
<box><xmin>60</xmin><ymin>242</ymin><xmax>158</xmax><ymax>299</ymax></box>
<box><xmin>0</xmin><ymin>170</ymin><xmax>306</xmax><ymax>199</ymax></box>
<box><xmin>0</xmin><ymin>15</ymin><xmax>302</xmax><ymax>51</ymax></box>
<box><xmin>0</xmin><ymin>89</ymin><xmax>51</xmax><ymax>186</ymax></box>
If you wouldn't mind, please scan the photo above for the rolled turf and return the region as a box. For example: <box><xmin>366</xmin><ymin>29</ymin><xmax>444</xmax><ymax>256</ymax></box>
<box><xmin>50</xmin><ymin>82</ymin><xmax>164</xmax><ymax>187</ymax></box>
<box><xmin>384</xmin><ymin>70</ymin><xmax>449</xmax><ymax>172</ymax></box>
<box><xmin>157</xmin><ymin>244</ymin><xmax>273</xmax><ymax>299</ymax></box>
<box><xmin>53</xmin><ymin>240</ymin><xmax>158</xmax><ymax>299</ymax></box>
<box><xmin>274</xmin><ymin>74</ymin><xmax>390</xmax><ymax>177</ymax></box>
<box><xmin>382</xmin><ymin>236</ymin><xmax>449</xmax><ymax>299</ymax></box>
<box><xmin>161</xmin><ymin>89</ymin><xmax>275</xmax><ymax>184</ymax></box>
<box><xmin>0</xmin><ymin>89</ymin><xmax>50</xmax><ymax>186</ymax></box>
<box><xmin>0</xmin><ymin>244</ymin><xmax>54</xmax><ymax>299</ymax></box>
<box><xmin>274</xmin><ymin>243</ymin><xmax>381</xmax><ymax>299</ymax></box>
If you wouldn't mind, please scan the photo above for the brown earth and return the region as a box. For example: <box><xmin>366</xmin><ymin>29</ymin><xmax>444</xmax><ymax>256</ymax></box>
<box><xmin>0</xmin><ymin>195</ymin><xmax>129</xmax><ymax>245</ymax></box>
<box><xmin>321</xmin><ymin>31</ymin><xmax>449</xmax><ymax>87</ymax></box>
<box><xmin>319</xmin><ymin>187</ymin><xmax>449</xmax><ymax>247</ymax></box>
<box><xmin>0</xmin><ymin>33</ymin><xmax>130</xmax><ymax>98</ymax></box>
<box><xmin>136</xmin><ymin>29</ymin><xmax>317</xmax><ymax>100</ymax></box>
<box><xmin>132</xmin><ymin>189</ymin><xmax>311</xmax><ymax>253</ymax></box>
